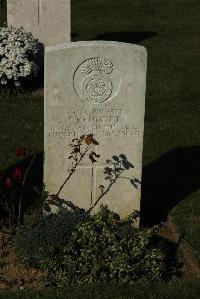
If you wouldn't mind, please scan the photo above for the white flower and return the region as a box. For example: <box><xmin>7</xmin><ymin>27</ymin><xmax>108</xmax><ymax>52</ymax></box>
<box><xmin>14</xmin><ymin>80</ymin><xmax>21</xmax><ymax>87</ymax></box>
<box><xmin>15</xmin><ymin>41</ymin><xmax>21</xmax><ymax>47</ymax></box>
<box><xmin>1</xmin><ymin>77</ymin><xmax>7</xmax><ymax>85</ymax></box>
<box><xmin>0</xmin><ymin>25</ymin><xmax>40</xmax><ymax>88</ymax></box>
<box><xmin>0</xmin><ymin>47</ymin><xmax>4</xmax><ymax>55</ymax></box>
<box><xmin>5</xmin><ymin>69</ymin><xmax>13</xmax><ymax>79</ymax></box>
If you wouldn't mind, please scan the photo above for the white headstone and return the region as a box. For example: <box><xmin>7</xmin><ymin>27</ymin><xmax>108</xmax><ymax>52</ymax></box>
<box><xmin>44</xmin><ymin>41</ymin><xmax>147</xmax><ymax>221</ymax></box>
<box><xmin>7</xmin><ymin>0</ymin><xmax>71</xmax><ymax>46</ymax></box>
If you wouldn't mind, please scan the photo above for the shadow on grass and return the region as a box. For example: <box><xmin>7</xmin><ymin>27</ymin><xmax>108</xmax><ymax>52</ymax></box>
<box><xmin>90</xmin><ymin>31</ymin><xmax>157</xmax><ymax>44</ymax></box>
<box><xmin>0</xmin><ymin>152</ymin><xmax>43</xmax><ymax>221</ymax></box>
<box><xmin>141</xmin><ymin>146</ymin><xmax>200</xmax><ymax>227</ymax></box>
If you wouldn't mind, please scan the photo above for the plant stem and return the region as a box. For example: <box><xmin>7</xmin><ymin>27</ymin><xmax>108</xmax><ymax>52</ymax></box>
<box><xmin>18</xmin><ymin>196</ymin><xmax>23</xmax><ymax>226</ymax></box>
<box><xmin>90</xmin><ymin>165</ymin><xmax>94</xmax><ymax>206</ymax></box>
<box><xmin>86</xmin><ymin>170</ymin><xmax>124</xmax><ymax>214</ymax></box>
<box><xmin>56</xmin><ymin>145</ymin><xmax>90</xmax><ymax>197</ymax></box>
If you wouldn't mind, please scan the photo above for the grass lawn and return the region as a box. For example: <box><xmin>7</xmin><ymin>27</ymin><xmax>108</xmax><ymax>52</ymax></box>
<box><xmin>170</xmin><ymin>190</ymin><xmax>200</xmax><ymax>266</ymax></box>
<box><xmin>0</xmin><ymin>95</ymin><xmax>43</xmax><ymax>169</ymax></box>
<box><xmin>0</xmin><ymin>280</ymin><xmax>200</xmax><ymax>299</ymax></box>
<box><xmin>0</xmin><ymin>0</ymin><xmax>200</xmax><ymax>293</ymax></box>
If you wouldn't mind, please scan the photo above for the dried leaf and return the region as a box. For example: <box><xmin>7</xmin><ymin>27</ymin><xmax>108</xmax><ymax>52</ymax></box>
<box><xmin>85</xmin><ymin>135</ymin><xmax>92</xmax><ymax>145</ymax></box>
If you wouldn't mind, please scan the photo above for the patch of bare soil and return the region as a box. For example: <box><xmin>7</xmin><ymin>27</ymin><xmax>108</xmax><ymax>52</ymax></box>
<box><xmin>0</xmin><ymin>229</ymin><xmax>46</xmax><ymax>291</ymax></box>
<box><xmin>160</xmin><ymin>217</ymin><xmax>200</xmax><ymax>280</ymax></box>
<box><xmin>33</xmin><ymin>88</ymin><xmax>44</xmax><ymax>96</ymax></box>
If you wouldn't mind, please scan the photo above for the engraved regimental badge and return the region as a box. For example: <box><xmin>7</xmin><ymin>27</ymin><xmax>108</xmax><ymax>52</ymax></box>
<box><xmin>73</xmin><ymin>57</ymin><xmax>120</xmax><ymax>104</ymax></box>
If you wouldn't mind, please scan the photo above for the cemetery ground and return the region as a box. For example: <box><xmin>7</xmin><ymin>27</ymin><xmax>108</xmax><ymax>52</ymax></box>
<box><xmin>0</xmin><ymin>0</ymin><xmax>200</xmax><ymax>297</ymax></box>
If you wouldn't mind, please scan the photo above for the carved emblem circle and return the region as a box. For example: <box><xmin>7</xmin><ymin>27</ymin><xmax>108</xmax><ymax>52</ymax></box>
<box><xmin>82</xmin><ymin>74</ymin><xmax>112</xmax><ymax>103</ymax></box>
<box><xmin>73</xmin><ymin>57</ymin><xmax>114</xmax><ymax>104</ymax></box>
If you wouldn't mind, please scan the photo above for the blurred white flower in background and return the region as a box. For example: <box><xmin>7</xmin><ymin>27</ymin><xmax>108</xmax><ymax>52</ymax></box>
<box><xmin>0</xmin><ymin>26</ymin><xmax>39</xmax><ymax>88</ymax></box>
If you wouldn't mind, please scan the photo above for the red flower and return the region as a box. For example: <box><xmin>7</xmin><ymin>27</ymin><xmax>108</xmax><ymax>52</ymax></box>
<box><xmin>5</xmin><ymin>177</ymin><xmax>12</xmax><ymax>187</ymax></box>
<box><xmin>12</xmin><ymin>168</ymin><xmax>23</xmax><ymax>179</ymax></box>
<box><xmin>16</xmin><ymin>146</ymin><xmax>26</xmax><ymax>157</ymax></box>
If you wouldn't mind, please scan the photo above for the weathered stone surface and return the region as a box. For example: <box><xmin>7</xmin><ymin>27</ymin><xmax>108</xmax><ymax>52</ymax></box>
<box><xmin>7</xmin><ymin>0</ymin><xmax>70</xmax><ymax>46</ymax></box>
<box><xmin>44</xmin><ymin>41</ymin><xmax>147</xmax><ymax>221</ymax></box>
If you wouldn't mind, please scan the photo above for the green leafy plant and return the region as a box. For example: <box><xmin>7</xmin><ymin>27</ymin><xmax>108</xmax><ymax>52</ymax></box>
<box><xmin>42</xmin><ymin>205</ymin><xmax>166</xmax><ymax>287</ymax></box>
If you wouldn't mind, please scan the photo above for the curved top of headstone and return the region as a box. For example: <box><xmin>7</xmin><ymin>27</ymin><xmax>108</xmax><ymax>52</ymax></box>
<box><xmin>45</xmin><ymin>40</ymin><xmax>147</xmax><ymax>55</ymax></box>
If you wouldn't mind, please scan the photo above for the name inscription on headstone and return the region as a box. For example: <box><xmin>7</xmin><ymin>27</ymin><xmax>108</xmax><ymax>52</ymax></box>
<box><xmin>48</xmin><ymin>107</ymin><xmax>142</xmax><ymax>138</ymax></box>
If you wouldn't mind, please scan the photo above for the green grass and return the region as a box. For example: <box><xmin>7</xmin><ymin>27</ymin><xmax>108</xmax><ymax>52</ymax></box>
<box><xmin>0</xmin><ymin>95</ymin><xmax>43</xmax><ymax>169</ymax></box>
<box><xmin>0</xmin><ymin>280</ymin><xmax>200</xmax><ymax>299</ymax></box>
<box><xmin>0</xmin><ymin>0</ymin><xmax>200</xmax><ymax>273</ymax></box>
<box><xmin>170</xmin><ymin>191</ymin><xmax>200</xmax><ymax>265</ymax></box>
